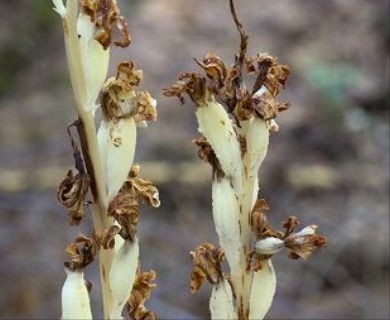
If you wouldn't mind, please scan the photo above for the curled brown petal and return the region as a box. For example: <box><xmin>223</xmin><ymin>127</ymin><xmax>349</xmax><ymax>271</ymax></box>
<box><xmin>189</xmin><ymin>243</ymin><xmax>225</xmax><ymax>293</ymax></box>
<box><xmin>134</xmin><ymin>91</ymin><xmax>158</xmax><ymax>124</ymax></box>
<box><xmin>123</xmin><ymin>165</ymin><xmax>160</xmax><ymax>208</ymax></box>
<box><xmin>100</xmin><ymin>61</ymin><xmax>144</xmax><ymax>121</ymax></box>
<box><xmin>192</xmin><ymin>137</ymin><xmax>225</xmax><ymax>180</ymax></box>
<box><xmin>284</xmin><ymin>232</ymin><xmax>327</xmax><ymax>260</ymax></box>
<box><xmin>81</xmin><ymin>0</ymin><xmax>131</xmax><ymax>49</ymax></box>
<box><xmin>65</xmin><ymin>234</ymin><xmax>97</xmax><ymax>271</ymax></box>
<box><xmin>163</xmin><ymin>72</ymin><xmax>212</xmax><ymax>106</ymax></box>
<box><xmin>57</xmin><ymin>170</ymin><xmax>89</xmax><ymax>225</ymax></box>
<box><xmin>108</xmin><ymin>192</ymin><xmax>139</xmax><ymax>241</ymax></box>
<box><xmin>126</xmin><ymin>269</ymin><xmax>157</xmax><ymax>319</ymax></box>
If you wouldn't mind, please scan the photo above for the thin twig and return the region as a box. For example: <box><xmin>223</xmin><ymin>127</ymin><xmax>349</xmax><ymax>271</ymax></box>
<box><xmin>229</xmin><ymin>0</ymin><xmax>249</xmax><ymax>72</ymax></box>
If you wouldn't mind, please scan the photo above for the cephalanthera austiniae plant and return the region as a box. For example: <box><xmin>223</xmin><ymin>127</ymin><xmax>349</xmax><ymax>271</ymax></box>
<box><xmin>53</xmin><ymin>0</ymin><xmax>159</xmax><ymax>319</ymax></box>
<box><xmin>164</xmin><ymin>1</ymin><xmax>327</xmax><ymax>319</ymax></box>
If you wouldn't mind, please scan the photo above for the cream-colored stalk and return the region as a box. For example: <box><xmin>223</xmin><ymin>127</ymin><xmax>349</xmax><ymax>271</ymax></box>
<box><xmin>53</xmin><ymin>0</ymin><xmax>114</xmax><ymax>317</ymax></box>
<box><xmin>62</xmin><ymin>270</ymin><xmax>93</xmax><ymax>319</ymax></box>
<box><xmin>238</xmin><ymin>88</ymin><xmax>272</xmax><ymax>317</ymax></box>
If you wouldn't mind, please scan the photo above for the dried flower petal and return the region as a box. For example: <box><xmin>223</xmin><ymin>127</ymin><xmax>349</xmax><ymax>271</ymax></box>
<box><xmin>195</xmin><ymin>51</ymin><xmax>227</xmax><ymax>90</ymax></box>
<box><xmin>190</xmin><ymin>243</ymin><xmax>225</xmax><ymax>293</ymax></box>
<box><xmin>163</xmin><ymin>72</ymin><xmax>211</xmax><ymax>106</ymax></box>
<box><xmin>108</xmin><ymin>191</ymin><xmax>139</xmax><ymax>241</ymax></box>
<box><xmin>123</xmin><ymin>165</ymin><xmax>160</xmax><ymax>208</ymax></box>
<box><xmin>193</xmin><ymin>137</ymin><xmax>225</xmax><ymax>179</ymax></box>
<box><xmin>81</xmin><ymin>0</ymin><xmax>131</xmax><ymax>49</ymax></box>
<box><xmin>100</xmin><ymin>61</ymin><xmax>143</xmax><ymax>121</ymax></box>
<box><xmin>57</xmin><ymin>170</ymin><xmax>89</xmax><ymax>225</ymax></box>
<box><xmin>126</xmin><ymin>269</ymin><xmax>157</xmax><ymax>320</ymax></box>
<box><xmin>65</xmin><ymin>234</ymin><xmax>97</xmax><ymax>271</ymax></box>
<box><xmin>134</xmin><ymin>91</ymin><xmax>158</xmax><ymax>124</ymax></box>
<box><xmin>281</xmin><ymin>216</ymin><xmax>300</xmax><ymax>238</ymax></box>
<box><xmin>284</xmin><ymin>226</ymin><xmax>327</xmax><ymax>259</ymax></box>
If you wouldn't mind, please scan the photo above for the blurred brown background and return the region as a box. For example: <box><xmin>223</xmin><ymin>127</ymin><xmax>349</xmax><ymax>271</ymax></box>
<box><xmin>0</xmin><ymin>0</ymin><xmax>389</xmax><ymax>319</ymax></box>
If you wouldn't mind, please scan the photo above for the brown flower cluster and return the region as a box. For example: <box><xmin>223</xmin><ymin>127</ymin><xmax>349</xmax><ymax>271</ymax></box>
<box><xmin>164</xmin><ymin>50</ymin><xmax>290</xmax><ymax>122</ymax></box>
<box><xmin>189</xmin><ymin>243</ymin><xmax>225</xmax><ymax>293</ymax></box>
<box><xmin>248</xmin><ymin>199</ymin><xmax>327</xmax><ymax>271</ymax></box>
<box><xmin>100</xmin><ymin>62</ymin><xmax>157</xmax><ymax>124</ymax></box>
<box><xmin>80</xmin><ymin>0</ymin><xmax>131</xmax><ymax>49</ymax></box>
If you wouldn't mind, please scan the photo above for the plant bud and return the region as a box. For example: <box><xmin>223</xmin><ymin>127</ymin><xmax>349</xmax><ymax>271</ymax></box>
<box><xmin>255</xmin><ymin>237</ymin><xmax>284</xmax><ymax>255</ymax></box>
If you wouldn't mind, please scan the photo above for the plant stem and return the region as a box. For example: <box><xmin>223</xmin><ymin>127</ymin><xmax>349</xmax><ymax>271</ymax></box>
<box><xmin>61</xmin><ymin>1</ymin><xmax>114</xmax><ymax>317</ymax></box>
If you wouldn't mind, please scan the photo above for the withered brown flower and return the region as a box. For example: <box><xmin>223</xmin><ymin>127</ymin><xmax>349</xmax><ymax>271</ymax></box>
<box><xmin>193</xmin><ymin>137</ymin><xmax>225</xmax><ymax>180</ymax></box>
<box><xmin>163</xmin><ymin>72</ymin><xmax>212</xmax><ymax>106</ymax></box>
<box><xmin>122</xmin><ymin>165</ymin><xmax>160</xmax><ymax>208</ymax></box>
<box><xmin>108</xmin><ymin>192</ymin><xmax>139</xmax><ymax>241</ymax></box>
<box><xmin>57</xmin><ymin>170</ymin><xmax>89</xmax><ymax>225</ymax></box>
<box><xmin>65</xmin><ymin>234</ymin><xmax>98</xmax><ymax>271</ymax></box>
<box><xmin>100</xmin><ymin>62</ymin><xmax>143</xmax><ymax>121</ymax></box>
<box><xmin>80</xmin><ymin>0</ymin><xmax>131</xmax><ymax>49</ymax></box>
<box><xmin>284</xmin><ymin>226</ymin><xmax>327</xmax><ymax>260</ymax></box>
<box><xmin>126</xmin><ymin>268</ymin><xmax>157</xmax><ymax>320</ymax></box>
<box><xmin>189</xmin><ymin>243</ymin><xmax>225</xmax><ymax>293</ymax></box>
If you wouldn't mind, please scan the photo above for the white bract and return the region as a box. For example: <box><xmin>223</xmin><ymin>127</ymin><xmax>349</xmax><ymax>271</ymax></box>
<box><xmin>110</xmin><ymin>237</ymin><xmax>140</xmax><ymax>320</ymax></box>
<box><xmin>210</xmin><ymin>279</ymin><xmax>237</xmax><ymax>320</ymax></box>
<box><xmin>97</xmin><ymin>117</ymin><xmax>137</xmax><ymax>202</ymax></box>
<box><xmin>62</xmin><ymin>270</ymin><xmax>92</xmax><ymax>320</ymax></box>
<box><xmin>212</xmin><ymin>177</ymin><xmax>241</xmax><ymax>276</ymax></box>
<box><xmin>249</xmin><ymin>260</ymin><xmax>277</xmax><ymax>320</ymax></box>
<box><xmin>196</xmin><ymin>101</ymin><xmax>243</xmax><ymax>193</ymax></box>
